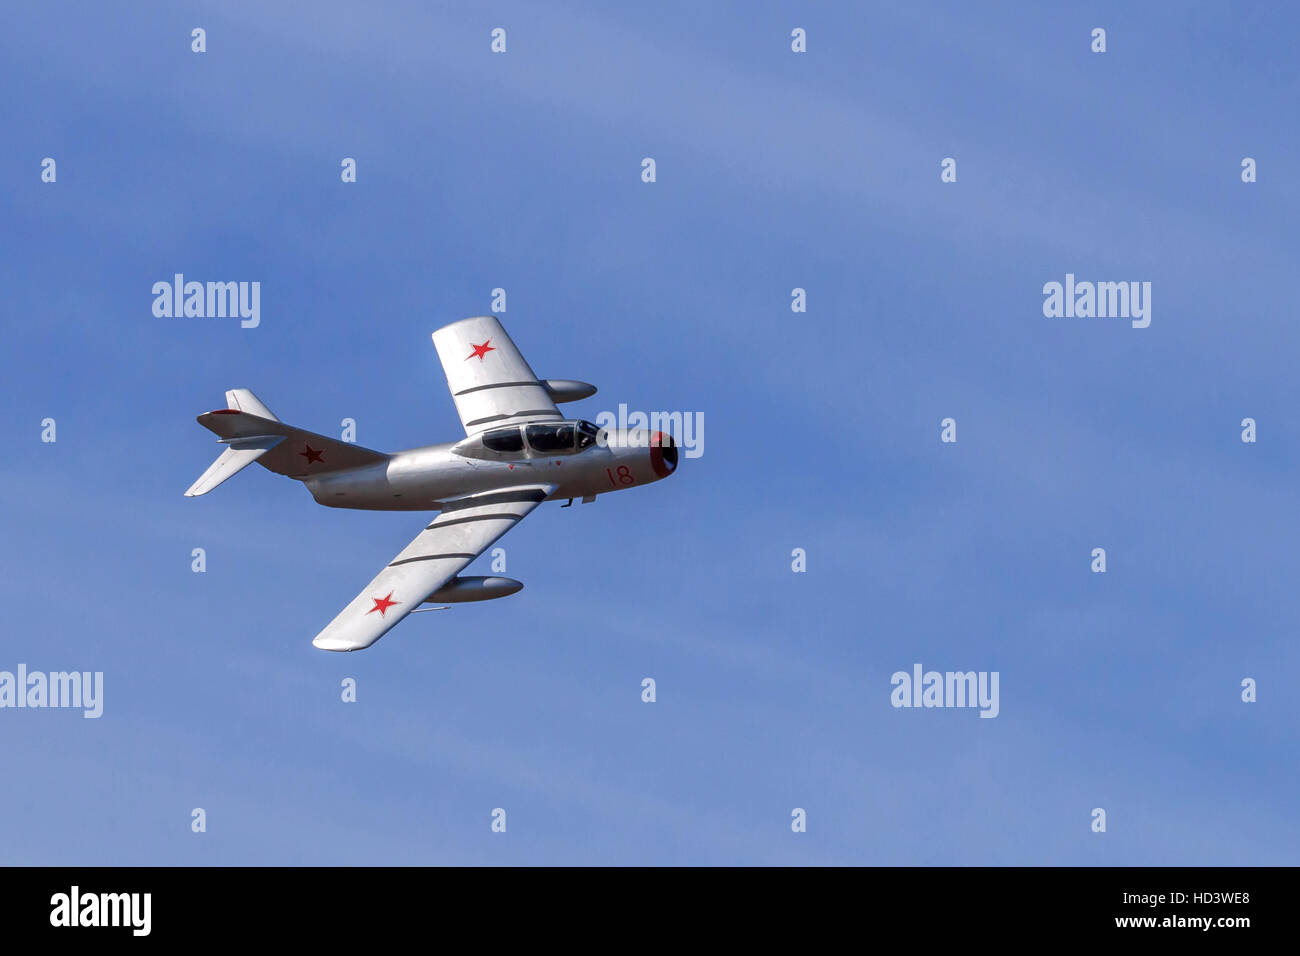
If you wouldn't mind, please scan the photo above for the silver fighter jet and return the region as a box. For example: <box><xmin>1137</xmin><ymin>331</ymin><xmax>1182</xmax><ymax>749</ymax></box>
<box><xmin>187</xmin><ymin>316</ymin><xmax>679</xmax><ymax>651</ymax></box>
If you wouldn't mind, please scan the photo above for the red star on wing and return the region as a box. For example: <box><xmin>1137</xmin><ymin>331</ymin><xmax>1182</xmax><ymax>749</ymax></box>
<box><xmin>465</xmin><ymin>339</ymin><xmax>495</xmax><ymax>361</ymax></box>
<box><xmin>367</xmin><ymin>592</ymin><xmax>400</xmax><ymax>617</ymax></box>
<box><xmin>299</xmin><ymin>444</ymin><xmax>325</xmax><ymax>465</ymax></box>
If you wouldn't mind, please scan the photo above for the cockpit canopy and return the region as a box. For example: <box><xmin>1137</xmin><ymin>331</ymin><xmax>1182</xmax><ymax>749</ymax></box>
<box><xmin>479</xmin><ymin>420</ymin><xmax>601</xmax><ymax>457</ymax></box>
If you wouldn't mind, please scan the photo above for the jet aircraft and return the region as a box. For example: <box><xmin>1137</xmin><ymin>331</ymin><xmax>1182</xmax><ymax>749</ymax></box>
<box><xmin>187</xmin><ymin>316</ymin><xmax>679</xmax><ymax>650</ymax></box>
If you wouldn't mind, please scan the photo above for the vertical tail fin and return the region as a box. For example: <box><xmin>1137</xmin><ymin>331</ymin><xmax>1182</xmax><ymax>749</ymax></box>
<box><xmin>224</xmin><ymin>388</ymin><xmax>279</xmax><ymax>421</ymax></box>
<box><xmin>187</xmin><ymin>388</ymin><xmax>389</xmax><ymax>496</ymax></box>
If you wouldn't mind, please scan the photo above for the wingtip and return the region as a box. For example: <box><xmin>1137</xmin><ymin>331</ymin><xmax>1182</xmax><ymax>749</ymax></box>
<box><xmin>433</xmin><ymin>315</ymin><xmax>499</xmax><ymax>338</ymax></box>
<box><xmin>312</xmin><ymin>635</ymin><xmax>358</xmax><ymax>652</ymax></box>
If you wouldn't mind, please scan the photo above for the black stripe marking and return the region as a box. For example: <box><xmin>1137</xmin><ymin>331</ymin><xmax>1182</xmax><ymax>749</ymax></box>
<box><xmin>465</xmin><ymin>411</ymin><xmax>563</xmax><ymax>428</ymax></box>
<box><xmin>454</xmin><ymin>380</ymin><xmax>544</xmax><ymax>397</ymax></box>
<box><xmin>388</xmin><ymin>553</ymin><xmax>476</xmax><ymax>567</ymax></box>
<box><xmin>439</xmin><ymin>489</ymin><xmax>548</xmax><ymax>512</ymax></box>
<box><xmin>425</xmin><ymin>513</ymin><xmax>521</xmax><ymax>530</ymax></box>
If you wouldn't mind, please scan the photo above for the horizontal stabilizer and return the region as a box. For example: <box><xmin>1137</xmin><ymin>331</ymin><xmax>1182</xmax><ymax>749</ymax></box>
<box><xmin>185</xmin><ymin>436</ymin><xmax>284</xmax><ymax>496</ymax></box>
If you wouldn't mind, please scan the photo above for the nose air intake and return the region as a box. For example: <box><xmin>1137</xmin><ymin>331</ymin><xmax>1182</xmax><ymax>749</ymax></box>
<box><xmin>649</xmin><ymin>432</ymin><xmax>678</xmax><ymax>478</ymax></box>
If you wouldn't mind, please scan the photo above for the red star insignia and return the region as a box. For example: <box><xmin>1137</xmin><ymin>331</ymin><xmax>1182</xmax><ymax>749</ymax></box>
<box><xmin>367</xmin><ymin>592</ymin><xmax>400</xmax><ymax>617</ymax></box>
<box><xmin>299</xmin><ymin>444</ymin><xmax>324</xmax><ymax>465</ymax></box>
<box><xmin>466</xmin><ymin>339</ymin><xmax>495</xmax><ymax>361</ymax></box>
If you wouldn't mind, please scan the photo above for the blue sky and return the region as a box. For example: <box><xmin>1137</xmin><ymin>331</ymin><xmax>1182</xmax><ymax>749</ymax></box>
<box><xmin>2</xmin><ymin>1</ymin><xmax>1297</xmax><ymax>864</ymax></box>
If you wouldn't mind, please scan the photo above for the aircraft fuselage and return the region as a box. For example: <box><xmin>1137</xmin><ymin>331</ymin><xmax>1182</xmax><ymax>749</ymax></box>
<box><xmin>306</xmin><ymin>425</ymin><xmax>677</xmax><ymax>511</ymax></box>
